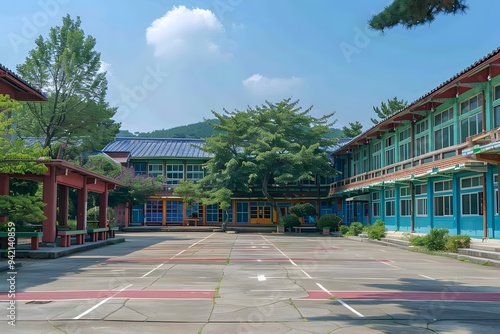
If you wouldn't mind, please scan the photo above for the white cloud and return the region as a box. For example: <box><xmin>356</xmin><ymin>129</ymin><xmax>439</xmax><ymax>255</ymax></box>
<box><xmin>146</xmin><ymin>5</ymin><xmax>229</xmax><ymax>61</ymax></box>
<box><xmin>98</xmin><ymin>61</ymin><xmax>111</xmax><ymax>74</ymax></box>
<box><xmin>242</xmin><ymin>74</ymin><xmax>303</xmax><ymax>95</ymax></box>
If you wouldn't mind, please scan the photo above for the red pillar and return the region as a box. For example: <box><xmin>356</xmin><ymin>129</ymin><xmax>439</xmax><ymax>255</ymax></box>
<box><xmin>0</xmin><ymin>174</ymin><xmax>9</xmax><ymax>222</ymax></box>
<box><xmin>124</xmin><ymin>202</ymin><xmax>130</xmax><ymax>228</ymax></box>
<box><xmin>42</xmin><ymin>167</ymin><xmax>57</xmax><ymax>243</ymax></box>
<box><xmin>99</xmin><ymin>188</ymin><xmax>108</xmax><ymax>228</ymax></box>
<box><xmin>58</xmin><ymin>185</ymin><xmax>69</xmax><ymax>226</ymax></box>
<box><xmin>77</xmin><ymin>179</ymin><xmax>88</xmax><ymax>230</ymax></box>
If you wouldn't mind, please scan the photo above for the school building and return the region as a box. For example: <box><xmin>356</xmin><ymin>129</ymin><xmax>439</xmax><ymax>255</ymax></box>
<box><xmin>329</xmin><ymin>47</ymin><xmax>500</xmax><ymax>239</ymax></box>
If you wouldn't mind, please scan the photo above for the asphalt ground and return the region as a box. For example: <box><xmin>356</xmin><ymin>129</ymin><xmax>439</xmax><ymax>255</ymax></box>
<box><xmin>1</xmin><ymin>232</ymin><xmax>500</xmax><ymax>334</ymax></box>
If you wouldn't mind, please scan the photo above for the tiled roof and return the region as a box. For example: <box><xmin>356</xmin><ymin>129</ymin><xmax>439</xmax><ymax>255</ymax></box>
<box><xmin>102</xmin><ymin>138</ymin><xmax>212</xmax><ymax>159</ymax></box>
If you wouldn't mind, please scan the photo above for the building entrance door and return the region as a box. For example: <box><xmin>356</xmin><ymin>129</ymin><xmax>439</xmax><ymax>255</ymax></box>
<box><xmin>250</xmin><ymin>205</ymin><xmax>271</xmax><ymax>224</ymax></box>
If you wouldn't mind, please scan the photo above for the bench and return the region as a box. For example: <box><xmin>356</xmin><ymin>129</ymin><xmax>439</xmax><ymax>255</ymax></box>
<box><xmin>292</xmin><ymin>226</ymin><xmax>317</xmax><ymax>233</ymax></box>
<box><xmin>184</xmin><ymin>218</ymin><xmax>199</xmax><ymax>226</ymax></box>
<box><xmin>87</xmin><ymin>227</ymin><xmax>109</xmax><ymax>242</ymax></box>
<box><xmin>57</xmin><ymin>229</ymin><xmax>87</xmax><ymax>247</ymax></box>
<box><xmin>0</xmin><ymin>232</ymin><xmax>43</xmax><ymax>250</ymax></box>
<box><xmin>108</xmin><ymin>226</ymin><xmax>119</xmax><ymax>238</ymax></box>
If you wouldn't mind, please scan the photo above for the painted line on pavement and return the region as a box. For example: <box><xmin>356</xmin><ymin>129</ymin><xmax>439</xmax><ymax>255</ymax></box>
<box><xmin>73</xmin><ymin>284</ymin><xmax>132</xmax><ymax>320</ymax></box>
<box><xmin>316</xmin><ymin>283</ymin><xmax>364</xmax><ymax>317</ymax></box>
<box><xmin>418</xmin><ymin>274</ymin><xmax>435</xmax><ymax>280</ymax></box>
<box><xmin>301</xmin><ymin>269</ymin><xmax>312</xmax><ymax>279</ymax></box>
<box><xmin>260</xmin><ymin>235</ymin><xmax>297</xmax><ymax>266</ymax></box>
<box><xmin>141</xmin><ymin>233</ymin><xmax>215</xmax><ymax>277</ymax></box>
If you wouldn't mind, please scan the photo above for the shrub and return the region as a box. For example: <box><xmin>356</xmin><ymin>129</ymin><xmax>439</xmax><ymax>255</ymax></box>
<box><xmin>426</xmin><ymin>228</ymin><xmax>449</xmax><ymax>251</ymax></box>
<box><xmin>409</xmin><ymin>235</ymin><xmax>428</xmax><ymax>247</ymax></box>
<box><xmin>87</xmin><ymin>206</ymin><xmax>116</xmax><ymax>225</ymax></box>
<box><xmin>279</xmin><ymin>214</ymin><xmax>301</xmax><ymax>228</ymax></box>
<box><xmin>349</xmin><ymin>222</ymin><xmax>364</xmax><ymax>236</ymax></box>
<box><xmin>317</xmin><ymin>214</ymin><xmax>342</xmax><ymax>232</ymax></box>
<box><xmin>445</xmin><ymin>235</ymin><xmax>471</xmax><ymax>253</ymax></box>
<box><xmin>367</xmin><ymin>220</ymin><xmax>386</xmax><ymax>240</ymax></box>
<box><xmin>289</xmin><ymin>203</ymin><xmax>316</xmax><ymax>217</ymax></box>
<box><xmin>339</xmin><ymin>225</ymin><xmax>349</xmax><ymax>235</ymax></box>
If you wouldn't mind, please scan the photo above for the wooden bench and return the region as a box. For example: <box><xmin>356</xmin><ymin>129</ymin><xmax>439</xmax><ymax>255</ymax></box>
<box><xmin>0</xmin><ymin>232</ymin><xmax>43</xmax><ymax>250</ymax></box>
<box><xmin>184</xmin><ymin>218</ymin><xmax>199</xmax><ymax>226</ymax></box>
<box><xmin>87</xmin><ymin>227</ymin><xmax>109</xmax><ymax>242</ymax></box>
<box><xmin>108</xmin><ymin>226</ymin><xmax>119</xmax><ymax>238</ymax></box>
<box><xmin>57</xmin><ymin>229</ymin><xmax>86</xmax><ymax>247</ymax></box>
<box><xmin>292</xmin><ymin>226</ymin><xmax>317</xmax><ymax>233</ymax></box>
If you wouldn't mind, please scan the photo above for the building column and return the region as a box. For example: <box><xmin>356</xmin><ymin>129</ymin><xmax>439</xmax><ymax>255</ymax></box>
<box><xmin>58</xmin><ymin>185</ymin><xmax>69</xmax><ymax>226</ymax></box>
<box><xmin>124</xmin><ymin>202</ymin><xmax>130</xmax><ymax>228</ymax></box>
<box><xmin>42</xmin><ymin>167</ymin><xmax>57</xmax><ymax>243</ymax></box>
<box><xmin>77</xmin><ymin>178</ymin><xmax>88</xmax><ymax>230</ymax></box>
<box><xmin>99</xmin><ymin>188</ymin><xmax>108</xmax><ymax>228</ymax></box>
<box><xmin>0</xmin><ymin>174</ymin><xmax>9</xmax><ymax>222</ymax></box>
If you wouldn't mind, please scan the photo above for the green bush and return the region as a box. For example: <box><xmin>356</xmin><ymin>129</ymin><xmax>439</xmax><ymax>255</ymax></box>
<box><xmin>349</xmin><ymin>222</ymin><xmax>364</xmax><ymax>236</ymax></box>
<box><xmin>427</xmin><ymin>228</ymin><xmax>449</xmax><ymax>251</ymax></box>
<box><xmin>289</xmin><ymin>203</ymin><xmax>316</xmax><ymax>217</ymax></box>
<box><xmin>367</xmin><ymin>220</ymin><xmax>386</xmax><ymax>240</ymax></box>
<box><xmin>409</xmin><ymin>235</ymin><xmax>428</xmax><ymax>247</ymax></box>
<box><xmin>445</xmin><ymin>235</ymin><xmax>471</xmax><ymax>253</ymax></box>
<box><xmin>339</xmin><ymin>225</ymin><xmax>349</xmax><ymax>235</ymax></box>
<box><xmin>279</xmin><ymin>214</ymin><xmax>301</xmax><ymax>228</ymax></box>
<box><xmin>317</xmin><ymin>214</ymin><xmax>341</xmax><ymax>232</ymax></box>
<box><xmin>87</xmin><ymin>206</ymin><xmax>116</xmax><ymax>225</ymax></box>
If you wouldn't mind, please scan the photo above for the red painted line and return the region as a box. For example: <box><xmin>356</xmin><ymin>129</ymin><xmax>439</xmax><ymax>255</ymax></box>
<box><xmin>0</xmin><ymin>290</ymin><xmax>214</xmax><ymax>301</ymax></box>
<box><xmin>304</xmin><ymin>290</ymin><xmax>500</xmax><ymax>302</ymax></box>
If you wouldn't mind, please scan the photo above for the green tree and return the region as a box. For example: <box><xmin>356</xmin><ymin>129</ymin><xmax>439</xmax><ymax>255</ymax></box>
<box><xmin>371</xmin><ymin>97</ymin><xmax>408</xmax><ymax>124</ymax></box>
<box><xmin>14</xmin><ymin>15</ymin><xmax>119</xmax><ymax>158</ymax></box>
<box><xmin>202</xmin><ymin>98</ymin><xmax>338</xmax><ymax>224</ymax></box>
<box><xmin>0</xmin><ymin>94</ymin><xmax>48</xmax><ymax>227</ymax></box>
<box><xmin>342</xmin><ymin>121</ymin><xmax>363</xmax><ymax>137</ymax></box>
<box><xmin>202</xmin><ymin>187</ymin><xmax>232</xmax><ymax>231</ymax></box>
<box><xmin>369</xmin><ymin>0</ymin><xmax>468</xmax><ymax>31</ymax></box>
<box><xmin>173</xmin><ymin>180</ymin><xmax>203</xmax><ymax>212</ymax></box>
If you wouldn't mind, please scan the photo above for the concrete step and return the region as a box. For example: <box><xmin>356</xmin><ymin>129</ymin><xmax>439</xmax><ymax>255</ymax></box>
<box><xmin>380</xmin><ymin>238</ymin><xmax>410</xmax><ymax>246</ymax></box>
<box><xmin>468</xmin><ymin>244</ymin><xmax>500</xmax><ymax>253</ymax></box>
<box><xmin>458</xmin><ymin>248</ymin><xmax>500</xmax><ymax>261</ymax></box>
<box><xmin>455</xmin><ymin>254</ymin><xmax>500</xmax><ymax>268</ymax></box>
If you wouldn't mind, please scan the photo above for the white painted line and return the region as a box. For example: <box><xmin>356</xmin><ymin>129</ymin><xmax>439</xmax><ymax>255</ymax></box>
<box><xmin>316</xmin><ymin>283</ymin><xmax>364</xmax><ymax>317</ymax></box>
<box><xmin>73</xmin><ymin>284</ymin><xmax>132</xmax><ymax>319</ymax></box>
<box><xmin>188</xmin><ymin>233</ymin><xmax>215</xmax><ymax>248</ymax></box>
<box><xmin>301</xmin><ymin>269</ymin><xmax>312</xmax><ymax>279</ymax></box>
<box><xmin>260</xmin><ymin>235</ymin><xmax>297</xmax><ymax>266</ymax></box>
<box><xmin>379</xmin><ymin>261</ymin><xmax>401</xmax><ymax>269</ymax></box>
<box><xmin>141</xmin><ymin>247</ymin><xmax>189</xmax><ymax>278</ymax></box>
<box><xmin>257</xmin><ymin>274</ymin><xmax>266</xmax><ymax>281</ymax></box>
<box><xmin>250</xmin><ymin>289</ymin><xmax>297</xmax><ymax>292</ymax></box>
<box><xmin>419</xmin><ymin>274</ymin><xmax>435</xmax><ymax>280</ymax></box>
<box><xmin>336</xmin><ymin>298</ymin><xmax>365</xmax><ymax>317</ymax></box>
<box><xmin>422</xmin><ymin>259</ymin><xmax>438</xmax><ymax>263</ymax></box>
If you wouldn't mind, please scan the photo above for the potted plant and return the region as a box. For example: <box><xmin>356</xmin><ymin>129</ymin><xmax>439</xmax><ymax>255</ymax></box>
<box><xmin>279</xmin><ymin>214</ymin><xmax>301</xmax><ymax>233</ymax></box>
<box><xmin>317</xmin><ymin>214</ymin><xmax>342</xmax><ymax>236</ymax></box>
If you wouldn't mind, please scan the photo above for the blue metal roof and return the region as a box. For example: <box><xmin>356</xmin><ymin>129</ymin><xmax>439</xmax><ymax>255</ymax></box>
<box><xmin>102</xmin><ymin>138</ymin><xmax>212</xmax><ymax>159</ymax></box>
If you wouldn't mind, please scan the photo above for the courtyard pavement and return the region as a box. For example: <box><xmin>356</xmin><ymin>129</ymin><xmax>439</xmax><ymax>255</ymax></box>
<box><xmin>1</xmin><ymin>231</ymin><xmax>500</xmax><ymax>333</ymax></box>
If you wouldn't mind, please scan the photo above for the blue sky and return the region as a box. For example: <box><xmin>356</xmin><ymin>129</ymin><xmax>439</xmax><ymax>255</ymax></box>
<box><xmin>1</xmin><ymin>0</ymin><xmax>500</xmax><ymax>134</ymax></box>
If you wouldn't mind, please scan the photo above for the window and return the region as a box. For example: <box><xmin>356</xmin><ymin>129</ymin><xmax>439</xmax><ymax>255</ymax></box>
<box><xmin>372</xmin><ymin>142</ymin><xmax>381</xmax><ymax>170</ymax></box>
<box><xmin>352</xmin><ymin>152</ymin><xmax>360</xmax><ymax>175</ymax></box>
<box><xmin>434</xmin><ymin>180</ymin><xmax>452</xmax><ymax>192</ymax></box>
<box><xmin>416</xmin><ymin>198</ymin><xmax>427</xmax><ymax>216</ymax></box>
<box><xmin>460</xmin><ymin>113</ymin><xmax>482</xmax><ymax>142</ymax></box>
<box><xmin>399</xmin><ymin>128</ymin><xmax>410</xmax><ymax>141</ymax></box>
<box><xmin>399</xmin><ymin>141</ymin><xmax>411</xmax><ymax>161</ymax></box>
<box><xmin>400</xmin><ymin>199</ymin><xmax>411</xmax><ymax>216</ymax></box>
<box><xmin>166</xmin><ymin>164</ymin><xmax>184</xmax><ymax>184</ymax></box>
<box><xmin>434</xmin><ymin>195</ymin><xmax>453</xmax><ymax>216</ymax></box>
<box><xmin>186</xmin><ymin>165</ymin><xmax>204</xmax><ymax>182</ymax></box>
<box><xmin>385</xmin><ymin>135</ymin><xmax>395</xmax><ymax>147</ymax></box>
<box><xmin>134</xmin><ymin>163</ymin><xmax>147</xmax><ymax>176</ymax></box>
<box><xmin>372</xmin><ymin>191</ymin><xmax>380</xmax><ymax>216</ymax></box>
<box><xmin>494</xmin><ymin>105</ymin><xmax>500</xmax><ymax>128</ymax></box>
<box><xmin>415</xmin><ymin>120</ymin><xmax>428</xmax><ymax>134</ymax></box>
<box><xmin>146</xmin><ymin>200</ymin><xmax>163</xmax><ymax>223</ymax></box>
<box><xmin>385</xmin><ymin>189</ymin><xmax>395</xmax><ymax>198</ymax></box>
<box><xmin>415</xmin><ymin>184</ymin><xmax>427</xmax><ymax>195</ymax></box>
<box><xmin>461</xmin><ymin>176</ymin><xmax>483</xmax><ymax>188</ymax></box>
<box><xmin>462</xmin><ymin>192</ymin><xmax>483</xmax><ymax>215</ymax></box>
<box><xmin>400</xmin><ymin>187</ymin><xmax>410</xmax><ymax>196</ymax></box>
<box><xmin>385</xmin><ymin>136</ymin><xmax>395</xmax><ymax>166</ymax></box>
<box><xmin>434</xmin><ymin>124</ymin><xmax>454</xmax><ymax>150</ymax></box>
<box><xmin>495</xmin><ymin>85</ymin><xmax>500</xmax><ymax>101</ymax></box>
<box><xmin>236</xmin><ymin>202</ymin><xmax>249</xmax><ymax>223</ymax></box>
<box><xmin>148</xmin><ymin>164</ymin><xmax>164</xmax><ymax>177</ymax></box>
<box><xmin>415</xmin><ymin>119</ymin><xmax>428</xmax><ymax>157</ymax></box>
<box><xmin>385</xmin><ymin>201</ymin><xmax>395</xmax><ymax>216</ymax></box>
<box><xmin>434</xmin><ymin>107</ymin><xmax>454</xmax><ymax>126</ymax></box>
<box><xmin>372</xmin><ymin>191</ymin><xmax>380</xmax><ymax>200</ymax></box>
<box><xmin>460</xmin><ymin>94</ymin><xmax>482</xmax><ymax>115</ymax></box>
<box><xmin>166</xmin><ymin>201</ymin><xmax>183</xmax><ymax>222</ymax></box>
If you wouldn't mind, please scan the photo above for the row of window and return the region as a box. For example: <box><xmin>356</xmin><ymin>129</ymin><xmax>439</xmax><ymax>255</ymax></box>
<box><xmin>135</xmin><ymin>163</ymin><xmax>204</xmax><ymax>184</ymax></box>
<box><xmin>371</xmin><ymin>176</ymin><xmax>486</xmax><ymax>217</ymax></box>
<box><xmin>351</xmin><ymin>88</ymin><xmax>500</xmax><ymax>174</ymax></box>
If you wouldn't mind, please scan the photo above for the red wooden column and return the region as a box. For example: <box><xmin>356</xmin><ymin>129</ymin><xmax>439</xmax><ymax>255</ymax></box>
<box><xmin>124</xmin><ymin>202</ymin><xmax>130</xmax><ymax>227</ymax></box>
<box><xmin>99</xmin><ymin>188</ymin><xmax>108</xmax><ymax>228</ymax></box>
<box><xmin>0</xmin><ymin>174</ymin><xmax>9</xmax><ymax>222</ymax></box>
<box><xmin>77</xmin><ymin>178</ymin><xmax>88</xmax><ymax>230</ymax></box>
<box><xmin>42</xmin><ymin>166</ymin><xmax>57</xmax><ymax>243</ymax></box>
<box><xmin>58</xmin><ymin>185</ymin><xmax>69</xmax><ymax>226</ymax></box>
